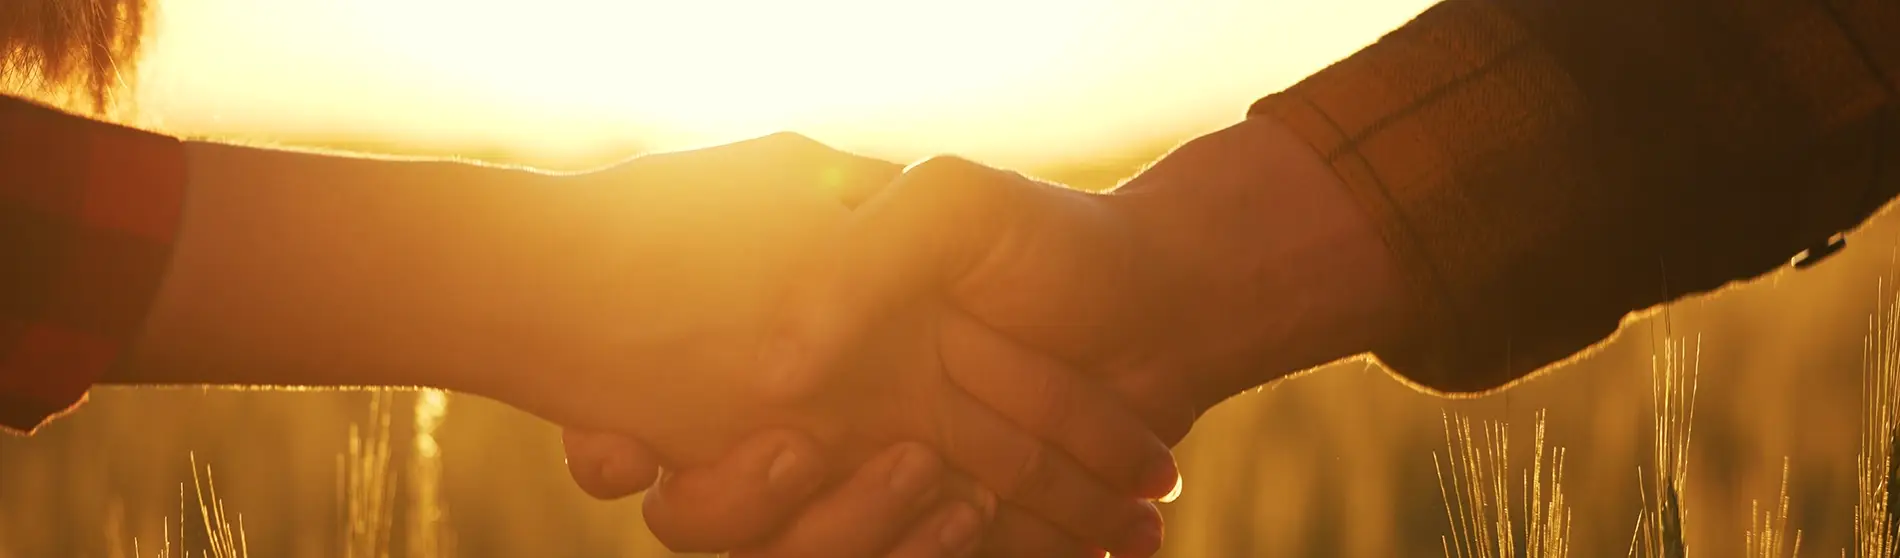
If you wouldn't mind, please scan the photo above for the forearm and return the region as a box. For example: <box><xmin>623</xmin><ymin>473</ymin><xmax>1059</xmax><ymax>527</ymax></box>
<box><xmin>1108</xmin><ymin>117</ymin><xmax>1406</xmax><ymax>402</ymax></box>
<box><xmin>4</xmin><ymin>94</ymin><xmax>894</xmax><ymax>439</ymax></box>
<box><xmin>109</xmin><ymin>141</ymin><xmax>584</xmax><ymax>395</ymax></box>
<box><xmin>1246</xmin><ymin>0</ymin><xmax>1900</xmax><ymax>392</ymax></box>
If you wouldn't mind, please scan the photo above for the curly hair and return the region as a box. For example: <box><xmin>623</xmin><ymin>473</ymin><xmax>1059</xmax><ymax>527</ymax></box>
<box><xmin>1</xmin><ymin>0</ymin><xmax>151</xmax><ymax>113</ymax></box>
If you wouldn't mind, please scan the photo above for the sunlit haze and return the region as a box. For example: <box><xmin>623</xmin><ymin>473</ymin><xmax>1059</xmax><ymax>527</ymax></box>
<box><xmin>136</xmin><ymin>0</ymin><xmax>1434</xmax><ymax>167</ymax></box>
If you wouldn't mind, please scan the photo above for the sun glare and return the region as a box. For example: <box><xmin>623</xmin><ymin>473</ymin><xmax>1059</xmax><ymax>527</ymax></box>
<box><xmin>136</xmin><ymin>0</ymin><xmax>1434</xmax><ymax>167</ymax></box>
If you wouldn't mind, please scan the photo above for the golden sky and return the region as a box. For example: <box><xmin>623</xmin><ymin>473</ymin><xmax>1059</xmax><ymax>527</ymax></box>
<box><xmin>136</xmin><ymin>0</ymin><xmax>1435</xmax><ymax>168</ymax></box>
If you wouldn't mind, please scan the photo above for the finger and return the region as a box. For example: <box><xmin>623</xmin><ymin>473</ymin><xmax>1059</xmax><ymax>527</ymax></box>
<box><xmin>939</xmin><ymin>311</ymin><xmax>1181</xmax><ymax>500</ymax></box>
<box><xmin>641</xmin><ymin>429</ymin><xmax>830</xmax><ymax>552</ymax></box>
<box><xmin>885</xmin><ymin>500</ymin><xmax>989</xmax><ymax>558</ymax></box>
<box><xmin>562</xmin><ymin>428</ymin><xmax>661</xmax><ymax>500</ymax></box>
<box><xmin>733</xmin><ymin>443</ymin><xmax>948</xmax><ymax>558</ymax></box>
<box><xmin>969</xmin><ymin>504</ymin><xmax>1102</xmax><ymax>558</ymax></box>
<box><xmin>1103</xmin><ymin>370</ymin><xmax>1202</xmax><ymax>451</ymax></box>
<box><xmin>925</xmin><ymin>384</ymin><xmax>1165</xmax><ymax>557</ymax></box>
<box><xmin>758</xmin><ymin>156</ymin><xmax>1027</xmax><ymax>401</ymax></box>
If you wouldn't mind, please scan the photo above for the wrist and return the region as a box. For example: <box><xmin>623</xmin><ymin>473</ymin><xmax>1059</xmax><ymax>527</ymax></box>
<box><xmin>414</xmin><ymin>171</ymin><xmax>627</xmax><ymax>399</ymax></box>
<box><xmin>1108</xmin><ymin>117</ymin><xmax>1408</xmax><ymax>404</ymax></box>
<box><xmin>120</xmin><ymin>143</ymin><xmax>581</xmax><ymax>393</ymax></box>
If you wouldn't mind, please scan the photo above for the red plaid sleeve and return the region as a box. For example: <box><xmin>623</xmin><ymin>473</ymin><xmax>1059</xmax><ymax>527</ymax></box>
<box><xmin>0</xmin><ymin>96</ymin><xmax>186</xmax><ymax>433</ymax></box>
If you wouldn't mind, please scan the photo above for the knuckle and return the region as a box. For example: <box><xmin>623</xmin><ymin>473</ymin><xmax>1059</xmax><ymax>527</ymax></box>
<box><xmin>734</xmin><ymin>131</ymin><xmax>825</xmax><ymax>157</ymax></box>
<box><xmin>889</xmin><ymin>155</ymin><xmax>1034</xmax><ymax>269</ymax></box>
<box><xmin>756</xmin><ymin>130</ymin><xmax>821</xmax><ymax>147</ymax></box>
<box><xmin>903</xmin><ymin>155</ymin><xmax>986</xmax><ymax>181</ymax></box>
<box><xmin>754</xmin><ymin>132</ymin><xmax>839</xmax><ymax>166</ymax></box>
<box><xmin>897</xmin><ymin>156</ymin><xmax>1005</xmax><ymax>206</ymax></box>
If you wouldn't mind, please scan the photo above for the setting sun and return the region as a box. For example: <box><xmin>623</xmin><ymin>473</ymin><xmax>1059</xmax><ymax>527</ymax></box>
<box><xmin>135</xmin><ymin>0</ymin><xmax>1435</xmax><ymax>167</ymax></box>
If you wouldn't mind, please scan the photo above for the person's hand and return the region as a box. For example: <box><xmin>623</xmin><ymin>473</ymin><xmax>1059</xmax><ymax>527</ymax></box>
<box><xmin>555</xmin><ymin>132</ymin><xmax>897</xmax><ymax>513</ymax></box>
<box><xmin>565</xmin><ymin>429</ymin><xmax>990</xmax><ymax>558</ymax></box>
<box><xmin>543</xmin><ymin>306</ymin><xmax>1171</xmax><ymax>556</ymax></box>
<box><xmin>571</xmin><ymin>428</ymin><xmax>995</xmax><ymax>558</ymax></box>
<box><xmin>472</xmin><ymin>133</ymin><xmax>1170</xmax><ymax>556</ymax></box>
<box><xmin>756</xmin><ymin>116</ymin><xmax>1410</xmax><ymax>547</ymax></box>
<box><xmin>561</xmin><ymin>312</ymin><xmax>1174</xmax><ymax>557</ymax></box>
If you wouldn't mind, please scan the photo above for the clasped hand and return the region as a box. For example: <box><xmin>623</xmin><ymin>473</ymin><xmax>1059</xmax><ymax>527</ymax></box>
<box><xmin>487</xmin><ymin>123</ymin><xmax>1387</xmax><ymax>557</ymax></box>
<box><xmin>451</xmin><ymin>134</ymin><xmax>1183</xmax><ymax>558</ymax></box>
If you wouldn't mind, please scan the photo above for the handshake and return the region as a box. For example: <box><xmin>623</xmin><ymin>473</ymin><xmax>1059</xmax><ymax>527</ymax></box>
<box><xmin>113</xmin><ymin>116</ymin><xmax>1404</xmax><ymax>558</ymax></box>
<box><xmin>537</xmin><ymin>133</ymin><xmax>1189</xmax><ymax>558</ymax></box>
<box><xmin>479</xmin><ymin>124</ymin><xmax>1405</xmax><ymax>558</ymax></box>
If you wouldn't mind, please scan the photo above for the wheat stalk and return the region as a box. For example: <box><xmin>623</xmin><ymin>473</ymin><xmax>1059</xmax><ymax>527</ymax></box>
<box><xmin>132</xmin><ymin>455</ymin><xmax>249</xmax><ymax>558</ymax></box>
<box><xmin>1748</xmin><ymin>457</ymin><xmax>1803</xmax><ymax>558</ymax></box>
<box><xmin>1854</xmin><ymin>278</ymin><xmax>1900</xmax><ymax>558</ymax></box>
<box><xmin>1631</xmin><ymin>335</ymin><xmax>1699</xmax><ymax>558</ymax></box>
<box><xmin>1436</xmin><ymin>409</ymin><xmax>1570</xmax><ymax>558</ymax></box>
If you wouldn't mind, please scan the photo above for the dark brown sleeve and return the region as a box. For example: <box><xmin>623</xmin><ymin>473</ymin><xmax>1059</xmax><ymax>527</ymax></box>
<box><xmin>1248</xmin><ymin>0</ymin><xmax>1900</xmax><ymax>392</ymax></box>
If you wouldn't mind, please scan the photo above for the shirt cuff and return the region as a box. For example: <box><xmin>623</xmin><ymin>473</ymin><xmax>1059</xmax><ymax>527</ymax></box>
<box><xmin>0</xmin><ymin>105</ymin><xmax>185</xmax><ymax>433</ymax></box>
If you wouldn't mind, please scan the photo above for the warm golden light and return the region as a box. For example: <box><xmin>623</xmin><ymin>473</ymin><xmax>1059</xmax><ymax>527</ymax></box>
<box><xmin>136</xmin><ymin>0</ymin><xmax>1435</xmax><ymax>167</ymax></box>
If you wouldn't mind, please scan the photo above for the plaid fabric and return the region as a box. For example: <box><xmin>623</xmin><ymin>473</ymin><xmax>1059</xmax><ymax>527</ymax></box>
<box><xmin>0</xmin><ymin>96</ymin><xmax>186</xmax><ymax>433</ymax></box>
<box><xmin>1251</xmin><ymin>0</ymin><xmax>1899</xmax><ymax>392</ymax></box>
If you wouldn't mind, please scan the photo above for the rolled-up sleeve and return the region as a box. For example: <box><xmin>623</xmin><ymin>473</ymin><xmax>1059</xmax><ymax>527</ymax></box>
<box><xmin>0</xmin><ymin>97</ymin><xmax>186</xmax><ymax>432</ymax></box>
<box><xmin>1249</xmin><ymin>0</ymin><xmax>1899</xmax><ymax>392</ymax></box>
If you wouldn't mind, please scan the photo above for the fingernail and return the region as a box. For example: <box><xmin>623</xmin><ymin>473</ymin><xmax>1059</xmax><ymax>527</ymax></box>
<box><xmin>1160</xmin><ymin>474</ymin><xmax>1184</xmax><ymax>504</ymax></box>
<box><xmin>1118</xmin><ymin>503</ymin><xmax>1165</xmax><ymax>558</ymax></box>
<box><xmin>767</xmin><ymin>446</ymin><xmax>819</xmax><ymax>494</ymax></box>
<box><xmin>1140</xmin><ymin>457</ymin><xmax>1183</xmax><ymax>502</ymax></box>
<box><xmin>938</xmin><ymin>503</ymin><xmax>983</xmax><ymax>555</ymax></box>
<box><xmin>887</xmin><ymin>445</ymin><xmax>942</xmax><ymax>501</ymax></box>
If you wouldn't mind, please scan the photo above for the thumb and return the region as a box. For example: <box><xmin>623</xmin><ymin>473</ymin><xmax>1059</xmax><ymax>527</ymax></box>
<box><xmin>756</xmin><ymin>156</ymin><xmax>1026</xmax><ymax>401</ymax></box>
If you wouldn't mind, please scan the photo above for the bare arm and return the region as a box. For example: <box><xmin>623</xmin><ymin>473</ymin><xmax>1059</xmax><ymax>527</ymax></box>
<box><xmin>108</xmin><ymin>141</ymin><xmax>596</xmax><ymax>395</ymax></box>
